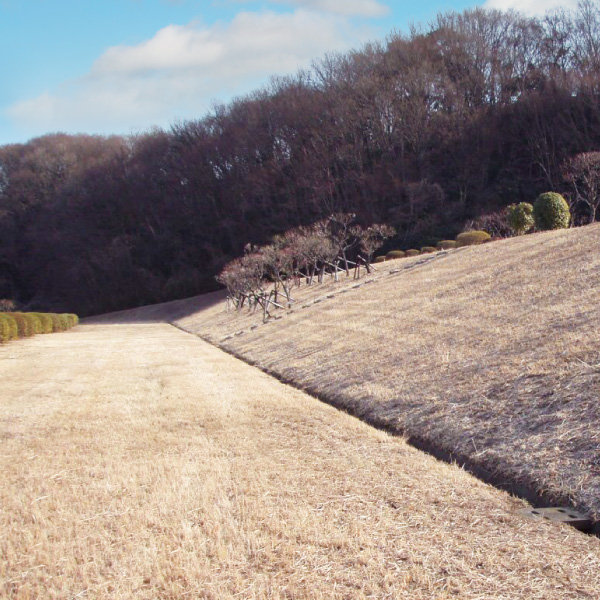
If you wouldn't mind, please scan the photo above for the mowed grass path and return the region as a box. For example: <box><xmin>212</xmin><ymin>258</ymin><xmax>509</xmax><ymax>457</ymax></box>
<box><xmin>1</xmin><ymin>324</ymin><xmax>600</xmax><ymax>598</ymax></box>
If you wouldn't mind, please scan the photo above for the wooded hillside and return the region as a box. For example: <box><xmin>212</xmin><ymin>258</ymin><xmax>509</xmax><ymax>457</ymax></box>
<box><xmin>2</xmin><ymin>3</ymin><xmax>600</xmax><ymax>316</ymax></box>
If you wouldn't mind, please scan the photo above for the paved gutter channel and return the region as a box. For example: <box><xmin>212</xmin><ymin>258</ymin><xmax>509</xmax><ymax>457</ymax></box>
<box><xmin>170</xmin><ymin>322</ymin><xmax>599</xmax><ymax>538</ymax></box>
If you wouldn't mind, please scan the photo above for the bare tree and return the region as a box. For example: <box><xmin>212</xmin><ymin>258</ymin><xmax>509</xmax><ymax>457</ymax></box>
<box><xmin>562</xmin><ymin>151</ymin><xmax>600</xmax><ymax>223</ymax></box>
<box><xmin>0</xmin><ymin>299</ymin><xmax>15</xmax><ymax>311</ymax></box>
<box><xmin>327</xmin><ymin>212</ymin><xmax>358</xmax><ymax>275</ymax></box>
<box><xmin>352</xmin><ymin>224</ymin><xmax>395</xmax><ymax>274</ymax></box>
<box><xmin>259</xmin><ymin>236</ymin><xmax>296</xmax><ymax>304</ymax></box>
<box><xmin>294</xmin><ymin>225</ymin><xmax>337</xmax><ymax>284</ymax></box>
<box><xmin>216</xmin><ymin>254</ymin><xmax>265</xmax><ymax>311</ymax></box>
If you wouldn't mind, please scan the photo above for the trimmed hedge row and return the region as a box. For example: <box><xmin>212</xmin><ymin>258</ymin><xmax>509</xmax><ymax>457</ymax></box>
<box><xmin>374</xmin><ymin>226</ymin><xmax>497</xmax><ymax>263</ymax></box>
<box><xmin>371</xmin><ymin>190</ymin><xmax>571</xmax><ymax>266</ymax></box>
<box><xmin>0</xmin><ymin>312</ymin><xmax>79</xmax><ymax>344</ymax></box>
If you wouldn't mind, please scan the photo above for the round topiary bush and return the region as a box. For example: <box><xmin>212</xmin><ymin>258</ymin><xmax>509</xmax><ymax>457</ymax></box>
<box><xmin>374</xmin><ymin>256</ymin><xmax>386</xmax><ymax>263</ymax></box>
<box><xmin>507</xmin><ymin>202</ymin><xmax>535</xmax><ymax>235</ymax></box>
<box><xmin>456</xmin><ymin>230</ymin><xmax>491</xmax><ymax>247</ymax></box>
<box><xmin>0</xmin><ymin>314</ymin><xmax>18</xmax><ymax>342</ymax></box>
<box><xmin>437</xmin><ymin>240</ymin><xmax>458</xmax><ymax>250</ymax></box>
<box><xmin>405</xmin><ymin>249</ymin><xmax>420</xmax><ymax>257</ymax></box>
<box><xmin>420</xmin><ymin>246</ymin><xmax>436</xmax><ymax>254</ymax></box>
<box><xmin>24</xmin><ymin>313</ymin><xmax>43</xmax><ymax>335</ymax></box>
<box><xmin>386</xmin><ymin>250</ymin><xmax>406</xmax><ymax>260</ymax></box>
<box><xmin>0</xmin><ymin>314</ymin><xmax>16</xmax><ymax>343</ymax></box>
<box><xmin>49</xmin><ymin>313</ymin><xmax>68</xmax><ymax>332</ymax></box>
<box><xmin>0</xmin><ymin>315</ymin><xmax>9</xmax><ymax>344</ymax></box>
<box><xmin>31</xmin><ymin>312</ymin><xmax>53</xmax><ymax>334</ymax></box>
<box><xmin>533</xmin><ymin>192</ymin><xmax>570</xmax><ymax>230</ymax></box>
<box><xmin>6</xmin><ymin>313</ymin><xmax>33</xmax><ymax>338</ymax></box>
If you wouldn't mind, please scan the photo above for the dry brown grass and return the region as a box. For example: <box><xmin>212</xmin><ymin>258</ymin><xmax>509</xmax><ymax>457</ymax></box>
<box><xmin>2</xmin><ymin>323</ymin><xmax>600</xmax><ymax>598</ymax></box>
<box><xmin>114</xmin><ymin>224</ymin><xmax>600</xmax><ymax>522</ymax></box>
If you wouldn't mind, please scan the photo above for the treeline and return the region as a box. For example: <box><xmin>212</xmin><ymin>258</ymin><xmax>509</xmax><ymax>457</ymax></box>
<box><xmin>1</xmin><ymin>3</ymin><xmax>600</xmax><ymax>316</ymax></box>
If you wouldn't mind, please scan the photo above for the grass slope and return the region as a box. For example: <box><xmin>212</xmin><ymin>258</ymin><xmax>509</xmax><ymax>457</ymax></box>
<box><xmin>2</xmin><ymin>324</ymin><xmax>600</xmax><ymax>598</ymax></box>
<box><xmin>98</xmin><ymin>223</ymin><xmax>600</xmax><ymax>521</ymax></box>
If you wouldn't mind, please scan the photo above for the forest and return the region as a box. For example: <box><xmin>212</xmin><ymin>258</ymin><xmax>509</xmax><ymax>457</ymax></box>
<box><xmin>1</xmin><ymin>2</ymin><xmax>600</xmax><ymax>316</ymax></box>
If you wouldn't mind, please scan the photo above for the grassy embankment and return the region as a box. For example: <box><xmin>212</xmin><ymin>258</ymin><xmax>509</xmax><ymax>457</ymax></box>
<box><xmin>91</xmin><ymin>223</ymin><xmax>600</xmax><ymax>522</ymax></box>
<box><xmin>2</xmin><ymin>323</ymin><xmax>600</xmax><ymax>598</ymax></box>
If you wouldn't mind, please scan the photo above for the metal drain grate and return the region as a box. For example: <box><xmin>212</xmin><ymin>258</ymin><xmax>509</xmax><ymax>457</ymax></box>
<box><xmin>518</xmin><ymin>507</ymin><xmax>592</xmax><ymax>532</ymax></box>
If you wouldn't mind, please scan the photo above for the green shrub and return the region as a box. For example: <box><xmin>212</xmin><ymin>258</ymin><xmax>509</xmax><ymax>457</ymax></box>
<box><xmin>374</xmin><ymin>256</ymin><xmax>386</xmax><ymax>263</ymax></box>
<box><xmin>0</xmin><ymin>314</ymin><xmax>18</xmax><ymax>343</ymax></box>
<box><xmin>0</xmin><ymin>315</ymin><xmax>9</xmax><ymax>344</ymax></box>
<box><xmin>49</xmin><ymin>313</ymin><xmax>68</xmax><ymax>332</ymax></box>
<box><xmin>6</xmin><ymin>313</ymin><xmax>33</xmax><ymax>338</ymax></box>
<box><xmin>50</xmin><ymin>313</ymin><xmax>78</xmax><ymax>331</ymax></box>
<box><xmin>533</xmin><ymin>192</ymin><xmax>570</xmax><ymax>230</ymax></box>
<box><xmin>24</xmin><ymin>313</ymin><xmax>43</xmax><ymax>335</ymax></box>
<box><xmin>456</xmin><ymin>230</ymin><xmax>491</xmax><ymax>247</ymax></box>
<box><xmin>437</xmin><ymin>240</ymin><xmax>458</xmax><ymax>250</ymax></box>
<box><xmin>507</xmin><ymin>202</ymin><xmax>535</xmax><ymax>235</ymax></box>
<box><xmin>405</xmin><ymin>249</ymin><xmax>420</xmax><ymax>257</ymax></box>
<box><xmin>31</xmin><ymin>312</ymin><xmax>53</xmax><ymax>334</ymax></box>
<box><xmin>63</xmin><ymin>314</ymin><xmax>78</xmax><ymax>328</ymax></box>
<box><xmin>385</xmin><ymin>250</ymin><xmax>406</xmax><ymax>260</ymax></box>
<box><xmin>420</xmin><ymin>246</ymin><xmax>436</xmax><ymax>254</ymax></box>
<box><xmin>67</xmin><ymin>314</ymin><xmax>79</xmax><ymax>327</ymax></box>
<box><xmin>1</xmin><ymin>314</ymin><xmax>18</xmax><ymax>342</ymax></box>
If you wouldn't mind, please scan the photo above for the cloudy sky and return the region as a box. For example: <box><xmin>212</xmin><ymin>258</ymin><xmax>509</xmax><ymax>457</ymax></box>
<box><xmin>0</xmin><ymin>0</ymin><xmax>578</xmax><ymax>144</ymax></box>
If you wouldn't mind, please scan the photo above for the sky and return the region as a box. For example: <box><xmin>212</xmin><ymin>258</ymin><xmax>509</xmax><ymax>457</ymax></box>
<box><xmin>0</xmin><ymin>0</ymin><xmax>579</xmax><ymax>145</ymax></box>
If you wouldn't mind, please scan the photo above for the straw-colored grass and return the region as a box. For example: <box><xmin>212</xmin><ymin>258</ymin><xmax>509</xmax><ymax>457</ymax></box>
<box><xmin>2</xmin><ymin>323</ymin><xmax>600</xmax><ymax>598</ymax></box>
<box><xmin>89</xmin><ymin>223</ymin><xmax>600</xmax><ymax>523</ymax></box>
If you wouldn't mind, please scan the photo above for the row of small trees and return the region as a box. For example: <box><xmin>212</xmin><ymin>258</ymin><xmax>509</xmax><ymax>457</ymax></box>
<box><xmin>0</xmin><ymin>303</ymin><xmax>79</xmax><ymax>344</ymax></box>
<box><xmin>216</xmin><ymin>214</ymin><xmax>394</xmax><ymax>319</ymax></box>
<box><xmin>216</xmin><ymin>188</ymin><xmax>577</xmax><ymax>319</ymax></box>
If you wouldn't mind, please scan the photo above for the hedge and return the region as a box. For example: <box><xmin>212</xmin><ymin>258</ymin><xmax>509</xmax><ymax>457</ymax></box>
<box><xmin>456</xmin><ymin>230</ymin><xmax>491</xmax><ymax>246</ymax></box>
<box><xmin>437</xmin><ymin>240</ymin><xmax>458</xmax><ymax>250</ymax></box>
<box><xmin>0</xmin><ymin>311</ymin><xmax>79</xmax><ymax>344</ymax></box>
<box><xmin>0</xmin><ymin>314</ymin><xmax>18</xmax><ymax>343</ymax></box>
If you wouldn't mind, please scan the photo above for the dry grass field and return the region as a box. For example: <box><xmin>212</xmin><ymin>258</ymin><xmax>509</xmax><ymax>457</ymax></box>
<box><xmin>2</xmin><ymin>323</ymin><xmax>600</xmax><ymax>598</ymax></box>
<box><xmin>91</xmin><ymin>223</ymin><xmax>600</xmax><ymax>523</ymax></box>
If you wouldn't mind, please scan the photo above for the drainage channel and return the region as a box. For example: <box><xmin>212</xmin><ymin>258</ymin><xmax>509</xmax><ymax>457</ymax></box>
<box><xmin>171</xmin><ymin>322</ymin><xmax>598</xmax><ymax>538</ymax></box>
<box><xmin>404</xmin><ymin>432</ymin><xmax>596</xmax><ymax>535</ymax></box>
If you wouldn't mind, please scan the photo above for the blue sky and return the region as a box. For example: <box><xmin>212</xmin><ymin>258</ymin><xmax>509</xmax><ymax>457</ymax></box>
<box><xmin>0</xmin><ymin>0</ymin><xmax>576</xmax><ymax>144</ymax></box>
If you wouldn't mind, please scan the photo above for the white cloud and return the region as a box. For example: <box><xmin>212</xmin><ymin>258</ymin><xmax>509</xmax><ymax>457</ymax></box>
<box><xmin>5</xmin><ymin>9</ymin><xmax>374</xmax><ymax>138</ymax></box>
<box><xmin>484</xmin><ymin>0</ymin><xmax>578</xmax><ymax>16</ymax></box>
<box><xmin>249</xmin><ymin>0</ymin><xmax>390</xmax><ymax>18</ymax></box>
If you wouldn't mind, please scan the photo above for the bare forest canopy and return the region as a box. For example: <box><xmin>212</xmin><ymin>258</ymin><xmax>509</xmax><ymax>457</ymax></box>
<box><xmin>2</xmin><ymin>3</ymin><xmax>600</xmax><ymax>316</ymax></box>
